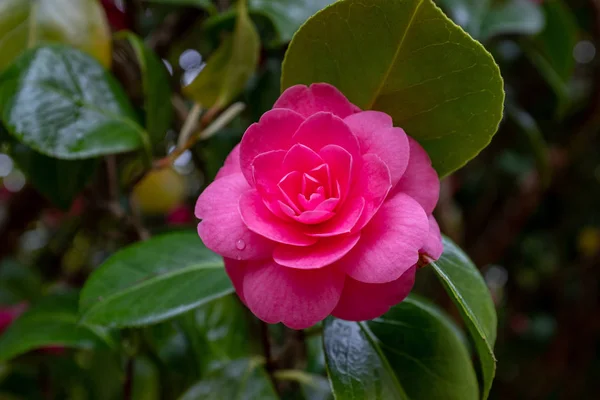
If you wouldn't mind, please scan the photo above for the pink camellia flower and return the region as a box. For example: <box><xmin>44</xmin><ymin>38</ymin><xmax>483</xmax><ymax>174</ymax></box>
<box><xmin>196</xmin><ymin>83</ymin><xmax>443</xmax><ymax>329</ymax></box>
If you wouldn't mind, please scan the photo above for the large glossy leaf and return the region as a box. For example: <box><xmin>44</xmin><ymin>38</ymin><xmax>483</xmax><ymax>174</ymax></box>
<box><xmin>179</xmin><ymin>358</ymin><xmax>278</xmax><ymax>400</ymax></box>
<box><xmin>249</xmin><ymin>0</ymin><xmax>336</xmax><ymax>44</ymax></box>
<box><xmin>430</xmin><ymin>237</ymin><xmax>497</xmax><ymax>399</ymax></box>
<box><xmin>11</xmin><ymin>143</ymin><xmax>97</xmax><ymax>209</ymax></box>
<box><xmin>79</xmin><ymin>231</ymin><xmax>233</xmax><ymax>328</ymax></box>
<box><xmin>116</xmin><ymin>32</ymin><xmax>173</xmax><ymax>151</ymax></box>
<box><xmin>0</xmin><ymin>293</ymin><xmax>113</xmax><ymax>362</ymax></box>
<box><xmin>184</xmin><ymin>0</ymin><xmax>259</xmax><ymax>109</ymax></box>
<box><xmin>323</xmin><ymin>295</ymin><xmax>479</xmax><ymax>400</ymax></box>
<box><xmin>0</xmin><ymin>45</ymin><xmax>148</xmax><ymax>159</ymax></box>
<box><xmin>281</xmin><ymin>0</ymin><xmax>504</xmax><ymax>177</ymax></box>
<box><xmin>0</xmin><ymin>0</ymin><xmax>111</xmax><ymax>71</ymax></box>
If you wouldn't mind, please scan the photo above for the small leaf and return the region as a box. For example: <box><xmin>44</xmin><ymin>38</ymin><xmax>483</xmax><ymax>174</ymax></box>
<box><xmin>323</xmin><ymin>295</ymin><xmax>479</xmax><ymax>400</ymax></box>
<box><xmin>11</xmin><ymin>143</ymin><xmax>97</xmax><ymax>210</ymax></box>
<box><xmin>249</xmin><ymin>0</ymin><xmax>336</xmax><ymax>44</ymax></box>
<box><xmin>524</xmin><ymin>0</ymin><xmax>578</xmax><ymax>116</ymax></box>
<box><xmin>479</xmin><ymin>0</ymin><xmax>544</xmax><ymax>41</ymax></box>
<box><xmin>179</xmin><ymin>358</ymin><xmax>278</xmax><ymax>400</ymax></box>
<box><xmin>281</xmin><ymin>0</ymin><xmax>505</xmax><ymax>177</ymax></box>
<box><xmin>0</xmin><ymin>259</ymin><xmax>42</xmax><ymax>304</ymax></box>
<box><xmin>79</xmin><ymin>231</ymin><xmax>233</xmax><ymax>328</ymax></box>
<box><xmin>116</xmin><ymin>32</ymin><xmax>173</xmax><ymax>150</ymax></box>
<box><xmin>0</xmin><ymin>293</ymin><xmax>113</xmax><ymax>362</ymax></box>
<box><xmin>430</xmin><ymin>236</ymin><xmax>498</xmax><ymax>399</ymax></box>
<box><xmin>184</xmin><ymin>0</ymin><xmax>260</xmax><ymax>109</ymax></box>
<box><xmin>0</xmin><ymin>45</ymin><xmax>149</xmax><ymax>159</ymax></box>
<box><xmin>0</xmin><ymin>0</ymin><xmax>111</xmax><ymax>72</ymax></box>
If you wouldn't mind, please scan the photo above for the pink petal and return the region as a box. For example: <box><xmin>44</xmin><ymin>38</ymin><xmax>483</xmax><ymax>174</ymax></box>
<box><xmin>420</xmin><ymin>215</ymin><xmax>443</xmax><ymax>260</ymax></box>
<box><xmin>252</xmin><ymin>150</ymin><xmax>288</xmax><ymax>218</ymax></box>
<box><xmin>344</xmin><ymin>111</ymin><xmax>409</xmax><ymax>187</ymax></box>
<box><xmin>293</xmin><ymin>112</ymin><xmax>361</xmax><ymax>164</ymax></box>
<box><xmin>332</xmin><ymin>266</ymin><xmax>416</xmax><ymax>321</ymax></box>
<box><xmin>240</xmin><ymin>109</ymin><xmax>305</xmax><ymax>185</ymax></box>
<box><xmin>196</xmin><ymin>174</ymin><xmax>275</xmax><ymax>260</ymax></box>
<box><xmin>304</xmin><ymin>196</ymin><xmax>365</xmax><ymax>238</ymax></box>
<box><xmin>243</xmin><ymin>260</ymin><xmax>345</xmax><ymax>329</ymax></box>
<box><xmin>337</xmin><ymin>193</ymin><xmax>429</xmax><ymax>284</ymax></box>
<box><xmin>319</xmin><ymin>144</ymin><xmax>352</xmax><ymax>200</ymax></box>
<box><xmin>351</xmin><ymin>154</ymin><xmax>393</xmax><ymax>231</ymax></box>
<box><xmin>283</xmin><ymin>144</ymin><xmax>324</xmax><ymax>173</ymax></box>
<box><xmin>239</xmin><ymin>190</ymin><xmax>317</xmax><ymax>246</ymax></box>
<box><xmin>292</xmin><ymin>210</ymin><xmax>334</xmax><ymax>224</ymax></box>
<box><xmin>273</xmin><ymin>233</ymin><xmax>361</xmax><ymax>269</ymax></box>
<box><xmin>274</xmin><ymin>83</ymin><xmax>359</xmax><ymax>119</ymax></box>
<box><xmin>215</xmin><ymin>144</ymin><xmax>241</xmax><ymax>180</ymax></box>
<box><xmin>390</xmin><ymin>137</ymin><xmax>439</xmax><ymax>214</ymax></box>
<box><xmin>224</xmin><ymin>258</ymin><xmax>248</xmax><ymax>305</ymax></box>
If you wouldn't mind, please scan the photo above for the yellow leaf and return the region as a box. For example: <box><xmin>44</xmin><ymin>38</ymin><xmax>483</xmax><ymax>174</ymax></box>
<box><xmin>0</xmin><ymin>0</ymin><xmax>111</xmax><ymax>71</ymax></box>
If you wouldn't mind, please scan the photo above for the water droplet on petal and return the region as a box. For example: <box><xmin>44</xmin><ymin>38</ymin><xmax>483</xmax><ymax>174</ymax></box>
<box><xmin>236</xmin><ymin>239</ymin><xmax>246</xmax><ymax>250</ymax></box>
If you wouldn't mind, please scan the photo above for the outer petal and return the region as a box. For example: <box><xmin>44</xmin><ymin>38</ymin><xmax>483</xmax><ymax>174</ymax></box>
<box><xmin>224</xmin><ymin>258</ymin><xmax>247</xmax><ymax>305</ymax></box>
<box><xmin>351</xmin><ymin>154</ymin><xmax>392</xmax><ymax>231</ymax></box>
<box><xmin>215</xmin><ymin>144</ymin><xmax>241</xmax><ymax>180</ymax></box>
<box><xmin>273</xmin><ymin>83</ymin><xmax>360</xmax><ymax>119</ymax></box>
<box><xmin>239</xmin><ymin>190</ymin><xmax>317</xmax><ymax>246</ymax></box>
<box><xmin>243</xmin><ymin>260</ymin><xmax>345</xmax><ymax>329</ymax></box>
<box><xmin>196</xmin><ymin>174</ymin><xmax>275</xmax><ymax>260</ymax></box>
<box><xmin>332</xmin><ymin>266</ymin><xmax>416</xmax><ymax>321</ymax></box>
<box><xmin>420</xmin><ymin>215</ymin><xmax>443</xmax><ymax>260</ymax></box>
<box><xmin>292</xmin><ymin>112</ymin><xmax>361</xmax><ymax>165</ymax></box>
<box><xmin>273</xmin><ymin>233</ymin><xmax>361</xmax><ymax>269</ymax></box>
<box><xmin>390</xmin><ymin>137</ymin><xmax>439</xmax><ymax>214</ymax></box>
<box><xmin>344</xmin><ymin>111</ymin><xmax>409</xmax><ymax>187</ymax></box>
<box><xmin>337</xmin><ymin>193</ymin><xmax>428</xmax><ymax>284</ymax></box>
<box><xmin>240</xmin><ymin>109</ymin><xmax>305</xmax><ymax>185</ymax></box>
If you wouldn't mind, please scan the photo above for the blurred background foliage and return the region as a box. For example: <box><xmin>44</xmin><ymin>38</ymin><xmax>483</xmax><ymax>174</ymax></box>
<box><xmin>0</xmin><ymin>0</ymin><xmax>598</xmax><ymax>399</ymax></box>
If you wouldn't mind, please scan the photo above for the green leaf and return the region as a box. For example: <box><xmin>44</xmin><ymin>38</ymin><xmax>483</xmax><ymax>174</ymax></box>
<box><xmin>323</xmin><ymin>295</ymin><xmax>479</xmax><ymax>400</ymax></box>
<box><xmin>79</xmin><ymin>231</ymin><xmax>234</xmax><ymax>328</ymax></box>
<box><xmin>505</xmin><ymin>100</ymin><xmax>550</xmax><ymax>186</ymax></box>
<box><xmin>194</xmin><ymin>295</ymin><xmax>260</xmax><ymax>363</ymax></box>
<box><xmin>249</xmin><ymin>0</ymin><xmax>337</xmax><ymax>44</ymax></box>
<box><xmin>0</xmin><ymin>45</ymin><xmax>149</xmax><ymax>159</ymax></box>
<box><xmin>524</xmin><ymin>0</ymin><xmax>578</xmax><ymax>116</ymax></box>
<box><xmin>10</xmin><ymin>143</ymin><xmax>97</xmax><ymax>209</ymax></box>
<box><xmin>184</xmin><ymin>0</ymin><xmax>260</xmax><ymax>109</ymax></box>
<box><xmin>281</xmin><ymin>0</ymin><xmax>504</xmax><ymax>177</ymax></box>
<box><xmin>479</xmin><ymin>0</ymin><xmax>544</xmax><ymax>42</ymax></box>
<box><xmin>429</xmin><ymin>236</ymin><xmax>497</xmax><ymax>399</ymax></box>
<box><xmin>132</xmin><ymin>357</ymin><xmax>161</xmax><ymax>400</ymax></box>
<box><xmin>0</xmin><ymin>0</ymin><xmax>111</xmax><ymax>72</ymax></box>
<box><xmin>116</xmin><ymin>32</ymin><xmax>174</xmax><ymax>151</ymax></box>
<box><xmin>179</xmin><ymin>358</ymin><xmax>278</xmax><ymax>400</ymax></box>
<box><xmin>0</xmin><ymin>293</ymin><xmax>113</xmax><ymax>362</ymax></box>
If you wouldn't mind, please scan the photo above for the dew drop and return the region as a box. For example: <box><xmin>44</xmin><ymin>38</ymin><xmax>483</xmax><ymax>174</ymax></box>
<box><xmin>236</xmin><ymin>239</ymin><xmax>246</xmax><ymax>250</ymax></box>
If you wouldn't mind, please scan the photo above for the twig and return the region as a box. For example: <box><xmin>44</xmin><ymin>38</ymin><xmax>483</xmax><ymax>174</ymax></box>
<box><xmin>106</xmin><ymin>156</ymin><xmax>119</xmax><ymax>202</ymax></box>
<box><xmin>123</xmin><ymin>356</ymin><xmax>135</xmax><ymax>400</ymax></box>
<box><xmin>154</xmin><ymin>102</ymin><xmax>245</xmax><ymax>169</ymax></box>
